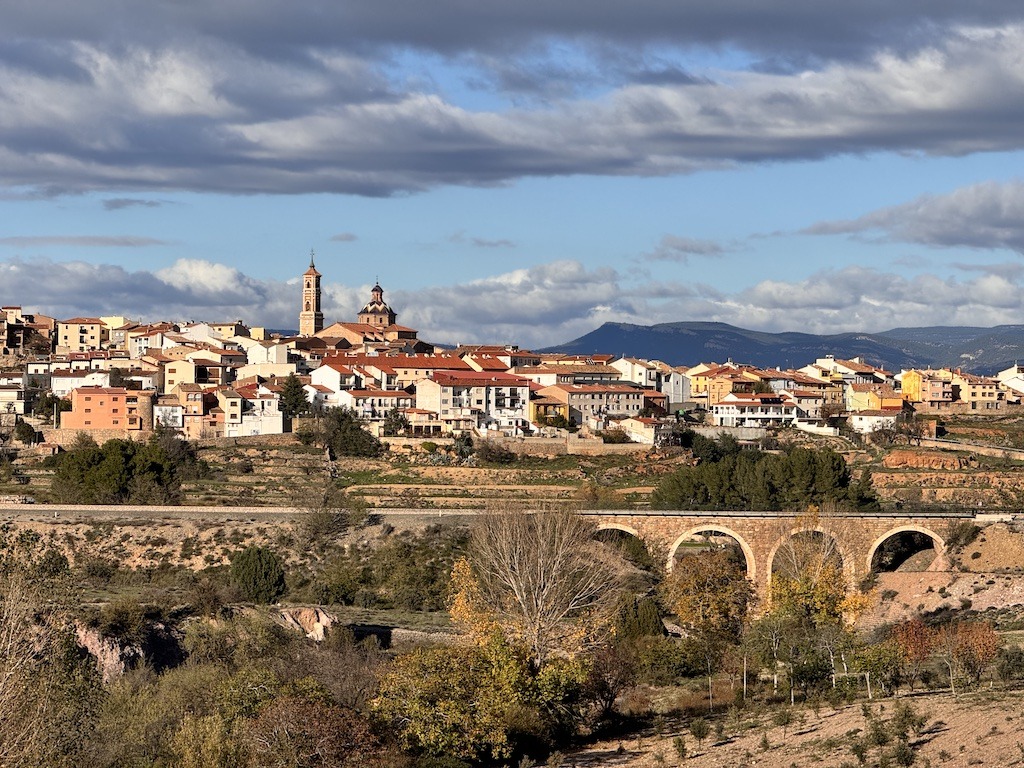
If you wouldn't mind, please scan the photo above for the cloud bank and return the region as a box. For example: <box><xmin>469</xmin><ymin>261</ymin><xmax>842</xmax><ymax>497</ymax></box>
<box><xmin>2</xmin><ymin>5</ymin><xmax>1024</xmax><ymax>196</ymax></box>
<box><xmin>5</xmin><ymin>255</ymin><xmax>1024</xmax><ymax>349</ymax></box>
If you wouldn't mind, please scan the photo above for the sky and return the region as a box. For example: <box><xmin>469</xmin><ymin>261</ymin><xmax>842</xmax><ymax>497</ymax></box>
<box><xmin>3</xmin><ymin>2</ymin><xmax>1024</xmax><ymax>348</ymax></box>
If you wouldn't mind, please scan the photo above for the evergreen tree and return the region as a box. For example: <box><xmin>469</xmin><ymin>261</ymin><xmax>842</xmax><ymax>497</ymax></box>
<box><xmin>321</xmin><ymin>407</ymin><xmax>385</xmax><ymax>458</ymax></box>
<box><xmin>381</xmin><ymin>407</ymin><xmax>410</xmax><ymax>437</ymax></box>
<box><xmin>279</xmin><ymin>373</ymin><xmax>309</xmax><ymax>418</ymax></box>
<box><xmin>230</xmin><ymin>546</ymin><xmax>287</xmax><ymax>603</ymax></box>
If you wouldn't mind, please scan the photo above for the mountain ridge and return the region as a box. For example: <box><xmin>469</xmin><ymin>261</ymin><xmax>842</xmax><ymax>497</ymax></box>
<box><xmin>541</xmin><ymin>322</ymin><xmax>1024</xmax><ymax>374</ymax></box>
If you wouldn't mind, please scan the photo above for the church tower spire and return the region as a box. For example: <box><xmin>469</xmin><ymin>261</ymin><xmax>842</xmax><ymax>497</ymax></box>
<box><xmin>299</xmin><ymin>249</ymin><xmax>324</xmax><ymax>336</ymax></box>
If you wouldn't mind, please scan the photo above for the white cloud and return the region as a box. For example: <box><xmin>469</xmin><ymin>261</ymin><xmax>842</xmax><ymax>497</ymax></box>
<box><xmin>7</xmin><ymin>256</ymin><xmax>1024</xmax><ymax>347</ymax></box>
<box><xmin>804</xmin><ymin>180</ymin><xmax>1024</xmax><ymax>252</ymax></box>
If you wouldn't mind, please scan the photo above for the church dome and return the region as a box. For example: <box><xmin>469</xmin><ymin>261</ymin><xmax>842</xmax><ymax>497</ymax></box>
<box><xmin>358</xmin><ymin>283</ymin><xmax>397</xmax><ymax>326</ymax></box>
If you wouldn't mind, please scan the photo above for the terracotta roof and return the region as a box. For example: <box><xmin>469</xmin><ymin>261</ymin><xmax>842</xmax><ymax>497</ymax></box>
<box><xmin>432</xmin><ymin>371</ymin><xmax>529</xmax><ymax>388</ymax></box>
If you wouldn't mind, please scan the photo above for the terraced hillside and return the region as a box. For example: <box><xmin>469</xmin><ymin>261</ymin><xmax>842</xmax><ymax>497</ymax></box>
<box><xmin>1</xmin><ymin>438</ymin><xmax>674</xmax><ymax>509</ymax></box>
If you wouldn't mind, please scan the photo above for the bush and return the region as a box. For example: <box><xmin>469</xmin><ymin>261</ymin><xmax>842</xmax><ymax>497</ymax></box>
<box><xmin>321</xmin><ymin>407</ymin><xmax>385</xmax><ymax>458</ymax></box>
<box><xmin>944</xmin><ymin>520</ymin><xmax>981</xmax><ymax>551</ymax></box>
<box><xmin>35</xmin><ymin>548</ymin><xmax>69</xmax><ymax>578</ymax></box>
<box><xmin>295</xmin><ymin>427</ymin><xmax>318</xmax><ymax>446</ymax></box>
<box><xmin>13</xmin><ymin>420</ymin><xmax>36</xmax><ymax>444</ymax></box>
<box><xmin>421</xmin><ymin>441</ymin><xmax>439</xmax><ymax>454</ymax></box>
<box><xmin>599</xmin><ymin>428</ymin><xmax>631</xmax><ymax>444</ymax></box>
<box><xmin>231</xmin><ymin>546</ymin><xmax>287</xmax><ymax>604</ymax></box>
<box><xmin>475</xmin><ymin>439</ymin><xmax>516</xmax><ymax>464</ymax></box>
<box><xmin>543</xmin><ymin>414</ymin><xmax>577</xmax><ymax>433</ymax></box>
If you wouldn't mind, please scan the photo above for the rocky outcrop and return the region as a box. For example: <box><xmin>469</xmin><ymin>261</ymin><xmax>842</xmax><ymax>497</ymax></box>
<box><xmin>882</xmin><ymin>449</ymin><xmax>977</xmax><ymax>470</ymax></box>
<box><xmin>278</xmin><ymin>606</ymin><xmax>337</xmax><ymax>642</ymax></box>
<box><xmin>76</xmin><ymin>624</ymin><xmax>143</xmax><ymax>683</ymax></box>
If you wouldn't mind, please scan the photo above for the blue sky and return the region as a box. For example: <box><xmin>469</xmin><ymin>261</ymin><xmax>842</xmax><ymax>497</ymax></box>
<box><xmin>3</xmin><ymin>2</ymin><xmax>1024</xmax><ymax>347</ymax></box>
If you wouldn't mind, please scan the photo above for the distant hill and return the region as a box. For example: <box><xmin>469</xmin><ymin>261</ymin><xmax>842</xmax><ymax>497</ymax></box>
<box><xmin>541</xmin><ymin>322</ymin><xmax>1024</xmax><ymax>374</ymax></box>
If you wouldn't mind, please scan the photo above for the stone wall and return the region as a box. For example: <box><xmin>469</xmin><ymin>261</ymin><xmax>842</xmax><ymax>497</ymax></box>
<box><xmin>918</xmin><ymin>437</ymin><xmax>1024</xmax><ymax>461</ymax></box>
<box><xmin>41</xmin><ymin>427</ymin><xmax>147</xmax><ymax>447</ymax></box>
<box><xmin>201</xmin><ymin>432</ymin><xmax>303</xmax><ymax>449</ymax></box>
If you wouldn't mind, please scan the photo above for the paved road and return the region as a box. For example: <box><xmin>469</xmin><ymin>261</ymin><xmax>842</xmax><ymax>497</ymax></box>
<box><xmin>0</xmin><ymin>504</ymin><xmax>1004</xmax><ymax>521</ymax></box>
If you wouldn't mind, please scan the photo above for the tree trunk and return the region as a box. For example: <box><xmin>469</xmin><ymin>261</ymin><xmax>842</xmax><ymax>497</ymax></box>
<box><xmin>743</xmin><ymin>654</ymin><xmax>748</xmax><ymax>701</ymax></box>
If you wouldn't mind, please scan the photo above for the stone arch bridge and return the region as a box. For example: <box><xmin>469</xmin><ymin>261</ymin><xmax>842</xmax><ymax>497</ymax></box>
<box><xmin>580</xmin><ymin>509</ymin><xmax>978</xmax><ymax>602</ymax></box>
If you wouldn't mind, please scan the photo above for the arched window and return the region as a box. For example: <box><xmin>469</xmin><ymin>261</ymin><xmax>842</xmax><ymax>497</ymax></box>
<box><xmin>305</xmin><ymin>301</ymin><xmax>310</xmax><ymax>311</ymax></box>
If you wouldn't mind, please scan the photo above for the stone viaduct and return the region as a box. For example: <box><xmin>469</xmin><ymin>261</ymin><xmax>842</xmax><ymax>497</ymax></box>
<box><xmin>580</xmin><ymin>510</ymin><xmax>978</xmax><ymax>602</ymax></box>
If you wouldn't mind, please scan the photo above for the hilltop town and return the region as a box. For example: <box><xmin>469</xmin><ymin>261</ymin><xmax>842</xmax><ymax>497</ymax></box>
<box><xmin>7</xmin><ymin>263</ymin><xmax>1024</xmax><ymax>768</ymax></box>
<box><xmin>2</xmin><ymin>257</ymin><xmax>1022</xmax><ymax>460</ymax></box>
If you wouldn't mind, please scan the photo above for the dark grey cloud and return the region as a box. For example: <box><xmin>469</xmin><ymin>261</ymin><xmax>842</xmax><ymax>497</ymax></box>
<box><xmin>803</xmin><ymin>181</ymin><xmax>1024</xmax><ymax>253</ymax></box>
<box><xmin>5</xmin><ymin>1</ymin><xmax>1022</xmax><ymax>63</ymax></box>
<box><xmin>643</xmin><ymin>234</ymin><xmax>726</xmax><ymax>262</ymax></box>
<box><xmin>103</xmin><ymin>198</ymin><xmax>164</xmax><ymax>210</ymax></box>
<box><xmin>0</xmin><ymin>7</ymin><xmax>1022</xmax><ymax>196</ymax></box>
<box><xmin>329</xmin><ymin>232</ymin><xmax>358</xmax><ymax>242</ymax></box>
<box><xmin>0</xmin><ymin>235</ymin><xmax>169</xmax><ymax>247</ymax></box>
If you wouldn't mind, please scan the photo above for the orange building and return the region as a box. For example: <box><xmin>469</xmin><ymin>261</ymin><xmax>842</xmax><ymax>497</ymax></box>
<box><xmin>61</xmin><ymin>387</ymin><xmax>155</xmax><ymax>432</ymax></box>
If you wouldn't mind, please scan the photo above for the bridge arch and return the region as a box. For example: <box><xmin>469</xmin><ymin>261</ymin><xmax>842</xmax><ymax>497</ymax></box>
<box><xmin>667</xmin><ymin>525</ymin><xmax>756</xmax><ymax>582</ymax></box>
<box><xmin>866</xmin><ymin>525</ymin><xmax>945</xmax><ymax>574</ymax></box>
<box><xmin>766</xmin><ymin>526</ymin><xmax>855</xmax><ymax>591</ymax></box>
<box><xmin>596</xmin><ymin>522</ymin><xmax>641</xmax><ymax>538</ymax></box>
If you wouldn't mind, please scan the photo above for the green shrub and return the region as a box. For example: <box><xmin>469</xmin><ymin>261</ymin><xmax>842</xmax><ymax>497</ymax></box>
<box><xmin>421</xmin><ymin>441</ymin><xmax>439</xmax><ymax>454</ymax></box>
<box><xmin>475</xmin><ymin>439</ymin><xmax>516</xmax><ymax>464</ymax></box>
<box><xmin>599</xmin><ymin>428</ymin><xmax>631</xmax><ymax>444</ymax></box>
<box><xmin>230</xmin><ymin>546</ymin><xmax>287</xmax><ymax>604</ymax></box>
<box><xmin>14</xmin><ymin>420</ymin><xmax>36</xmax><ymax>444</ymax></box>
<box><xmin>944</xmin><ymin>520</ymin><xmax>980</xmax><ymax>551</ymax></box>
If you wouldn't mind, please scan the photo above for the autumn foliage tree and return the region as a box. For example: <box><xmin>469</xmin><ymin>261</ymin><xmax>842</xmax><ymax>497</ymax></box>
<box><xmin>373</xmin><ymin>640</ymin><xmax>534</xmax><ymax>762</ymax></box>
<box><xmin>934</xmin><ymin>621</ymin><xmax>1000</xmax><ymax>696</ymax></box>
<box><xmin>769</xmin><ymin>507</ymin><xmax>873</xmax><ymax>628</ymax></box>
<box><xmin>660</xmin><ymin>548</ymin><xmax>753</xmax><ymax>640</ymax></box>
<box><xmin>891</xmin><ymin>618</ymin><xmax>937</xmax><ymax>691</ymax></box>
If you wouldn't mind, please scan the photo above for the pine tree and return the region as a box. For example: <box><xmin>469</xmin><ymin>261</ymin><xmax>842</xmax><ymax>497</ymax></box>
<box><xmin>279</xmin><ymin>373</ymin><xmax>309</xmax><ymax>418</ymax></box>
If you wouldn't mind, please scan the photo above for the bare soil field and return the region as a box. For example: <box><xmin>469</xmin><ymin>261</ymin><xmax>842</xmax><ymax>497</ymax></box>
<box><xmin>570</xmin><ymin>688</ymin><xmax>1024</xmax><ymax>768</ymax></box>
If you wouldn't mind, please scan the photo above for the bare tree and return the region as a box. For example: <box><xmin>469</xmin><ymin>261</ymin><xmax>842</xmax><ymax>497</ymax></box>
<box><xmin>0</xmin><ymin>566</ymin><xmax>97</xmax><ymax>767</ymax></box>
<box><xmin>0</xmin><ymin>569</ymin><xmax>48</xmax><ymax>765</ymax></box>
<box><xmin>457</xmin><ymin>504</ymin><xmax>628</xmax><ymax>668</ymax></box>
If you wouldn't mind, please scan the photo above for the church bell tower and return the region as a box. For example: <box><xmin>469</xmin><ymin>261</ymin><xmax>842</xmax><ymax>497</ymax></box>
<box><xmin>299</xmin><ymin>250</ymin><xmax>324</xmax><ymax>336</ymax></box>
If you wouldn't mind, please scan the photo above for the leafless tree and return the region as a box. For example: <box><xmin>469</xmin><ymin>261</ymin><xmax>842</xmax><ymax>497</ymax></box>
<box><xmin>0</xmin><ymin>558</ymin><xmax>97</xmax><ymax>768</ymax></box>
<box><xmin>0</xmin><ymin>569</ymin><xmax>48</xmax><ymax>765</ymax></box>
<box><xmin>466</xmin><ymin>504</ymin><xmax>628</xmax><ymax>668</ymax></box>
